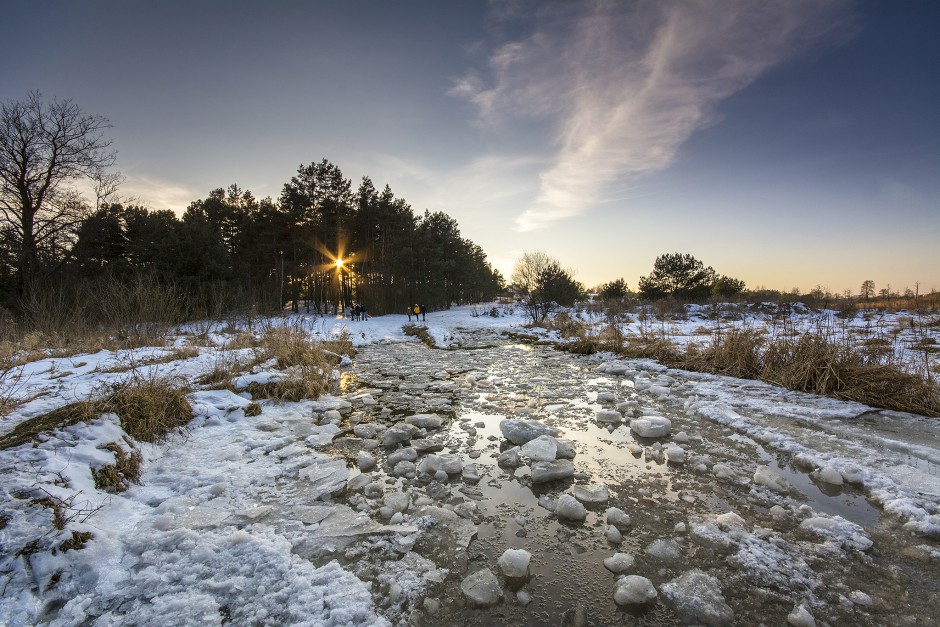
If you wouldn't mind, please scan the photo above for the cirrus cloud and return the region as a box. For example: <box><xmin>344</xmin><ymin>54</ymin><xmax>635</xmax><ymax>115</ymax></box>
<box><xmin>452</xmin><ymin>0</ymin><xmax>857</xmax><ymax>230</ymax></box>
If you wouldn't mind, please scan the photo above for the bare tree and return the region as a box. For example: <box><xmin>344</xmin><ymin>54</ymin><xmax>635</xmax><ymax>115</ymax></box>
<box><xmin>0</xmin><ymin>92</ymin><xmax>116</xmax><ymax>296</ymax></box>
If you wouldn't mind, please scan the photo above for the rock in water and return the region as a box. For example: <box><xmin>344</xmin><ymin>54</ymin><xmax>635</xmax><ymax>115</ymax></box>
<box><xmin>605</xmin><ymin>525</ymin><xmax>623</xmax><ymax>544</ymax></box>
<box><xmin>573</xmin><ymin>484</ymin><xmax>609</xmax><ymax>505</ymax></box>
<box><xmin>521</xmin><ymin>435</ymin><xmax>558</xmax><ymax>461</ymax></box>
<box><xmin>555</xmin><ymin>438</ymin><xmax>577</xmax><ymax>459</ymax></box>
<box><xmin>497</xmin><ymin>446</ymin><xmax>522</xmax><ymax>467</ymax></box>
<box><xmin>460</xmin><ymin>568</ymin><xmax>502</xmax><ymax>607</ymax></box>
<box><xmin>629</xmin><ymin>416</ymin><xmax>672</xmax><ymax>438</ymax></box>
<box><xmin>595</xmin><ymin>410</ymin><xmax>622</xmax><ymax>424</ymax></box>
<box><xmin>811</xmin><ymin>466</ymin><xmax>844</xmax><ymax>486</ymax></box>
<box><xmin>603</xmin><ymin>552</ymin><xmax>635</xmax><ymax>573</ymax></box>
<box><xmin>660</xmin><ymin>569</ymin><xmax>734</xmax><ymax>626</ymax></box>
<box><xmin>499</xmin><ymin>419</ymin><xmax>561</xmax><ymax>445</ymax></box>
<box><xmin>555</xmin><ymin>494</ymin><xmax>587</xmax><ymax>521</ymax></box>
<box><xmin>531</xmin><ymin>460</ymin><xmax>576</xmax><ymax>483</ymax></box>
<box><xmin>614</xmin><ymin>575</ymin><xmax>657</xmax><ymax>606</ymax></box>
<box><xmin>497</xmin><ymin>548</ymin><xmax>532</xmax><ymax>578</ymax></box>
<box><xmin>405</xmin><ymin>413</ymin><xmax>444</xmax><ymax>429</ymax></box>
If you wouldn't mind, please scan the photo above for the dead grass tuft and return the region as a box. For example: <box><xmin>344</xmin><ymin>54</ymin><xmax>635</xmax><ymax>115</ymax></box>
<box><xmin>58</xmin><ymin>530</ymin><xmax>94</xmax><ymax>552</ymax></box>
<box><xmin>0</xmin><ymin>373</ymin><xmax>192</xmax><ymax>450</ymax></box>
<box><xmin>403</xmin><ymin>324</ymin><xmax>437</xmax><ymax>348</ymax></box>
<box><xmin>92</xmin><ymin>442</ymin><xmax>142</xmax><ymax>492</ymax></box>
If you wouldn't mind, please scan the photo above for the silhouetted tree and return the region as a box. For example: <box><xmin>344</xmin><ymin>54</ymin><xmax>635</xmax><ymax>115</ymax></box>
<box><xmin>638</xmin><ymin>253</ymin><xmax>718</xmax><ymax>300</ymax></box>
<box><xmin>0</xmin><ymin>92</ymin><xmax>116</xmax><ymax>297</ymax></box>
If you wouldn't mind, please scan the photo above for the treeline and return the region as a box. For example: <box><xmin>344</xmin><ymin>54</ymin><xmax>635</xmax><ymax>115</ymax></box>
<box><xmin>1</xmin><ymin>159</ymin><xmax>504</xmax><ymax>318</ymax></box>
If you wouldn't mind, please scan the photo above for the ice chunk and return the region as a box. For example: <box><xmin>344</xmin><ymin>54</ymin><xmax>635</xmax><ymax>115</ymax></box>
<box><xmin>382</xmin><ymin>424</ymin><xmax>417</xmax><ymax>447</ymax></box>
<box><xmin>646</xmin><ymin>538</ymin><xmax>682</xmax><ymax>560</ymax></box>
<box><xmin>603</xmin><ymin>552</ymin><xmax>635</xmax><ymax>573</ymax></box>
<box><xmin>412</xmin><ymin>438</ymin><xmax>445</xmax><ymax>453</ymax></box>
<box><xmin>555</xmin><ymin>494</ymin><xmax>587</xmax><ymax>521</ymax></box>
<box><xmin>572</xmin><ymin>484</ymin><xmax>609</xmax><ymax>505</ymax></box>
<box><xmin>660</xmin><ymin>569</ymin><xmax>734</xmax><ymax>626</ymax></box>
<box><xmin>849</xmin><ymin>591</ymin><xmax>872</xmax><ymax>606</ymax></box>
<box><xmin>596</xmin><ymin>391</ymin><xmax>617</xmax><ymax>403</ymax></box>
<box><xmin>405</xmin><ymin>413</ymin><xmax>443</xmax><ymax>429</ymax></box>
<box><xmin>391</xmin><ymin>460</ymin><xmax>416</xmax><ymax>477</ymax></box>
<box><xmin>630</xmin><ymin>416</ymin><xmax>671</xmax><ymax>438</ymax></box>
<box><xmin>799</xmin><ymin>516</ymin><xmax>873</xmax><ymax>551</ymax></box>
<box><xmin>460</xmin><ymin>568</ymin><xmax>502</xmax><ymax>607</ymax></box>
<box><xmin>497</xmin><ymin>548</ymin><xmax>531</xmax><ymax>578</ymax></box>
<box><xmin>614</xmin><ymin>575</ymin><xmax>657</xmax><ymax>606</ymax></box>
<box><xmin>357</xmin><ymin>451</ymin><xmax>376</xmax><ymax>471</ymax></box>
<box><xmin>786</xmin><ymin>604</ymin><xmax>816</xmax><ymax>627</ymax></box>
<box><xmin>595</xmin><ymin>410</ymin><xmax>622</xmax><ymax>424</ymax></box>
<box><xmin>499</xmin><ymin>419</ymin><xmax>561</xmax><ymax>445</ymax></box>
<box><xmin>387</xmin><ymin>447</ymin><xmax>417</xmax><ymax>465</ymax></box>
<box><xmin>811</xmin><ymin>466</ymin><xmax>844</xmax><ymax>486</ymax></box>
<box><xmin>673</xmin><ymin>431</ymin><xmax>689</xmax><ymax>443</ymax></box>
<box><xmin>715</xmin><ymin>512</ymin><xmax>746</xmax><ymax>530</ymax></box>
<box><xmin>665</xmin><ymin>445</ymin><xmax>686</xmax><ymax>463</ymax></box>
<box><xmin>530</xmin><ymin>460</ymin><xmax>575</xmax><ymax>483</ymax></box>
<box><xmin>606</xmin><ymin>507</ymin><xmax>631</xmax><ymax>530</ymax></box>
<box><xmin>521</xmin><ymin>435</ymin><xmax>558</xmax><ymax>461</ymax></box>
<box><xmin>298</xmin><ymin>459</ymin><xmax>348</xmax><ymax>501</ymax></box>
<box><xmin>497</xmin><ymin>447</ymin><xmax>522</xmax><ymax>467</ymax></box>
<box><xmin>383</xmin><ymin>492</ymin><xmax>410</xmax><ymax>513</ymax></box>
<box><xmin>753</xmin><ymin>466</ymin><xmax>791</xmax><ymax>493</ymax></box>
<box><xmin>516</xmin><ymin>589</ymin><xmax>532</xmax><ymax>606</ymax></box>
<box><xmin>605</xmin><ymin>525</ymin><xmax>623</xmax><ymax>543</ymax></box>
<box><xmin>555</xmin><ymin>438</ymin><xmax>577</xmax><ymax>459</ymax></box>
<box><xmin>462</xmin><ymin>464</ymin><xmax>481</xmax><ymax>484</ymax></box>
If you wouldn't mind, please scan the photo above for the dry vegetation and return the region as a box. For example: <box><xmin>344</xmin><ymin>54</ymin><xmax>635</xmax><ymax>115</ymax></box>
<box><xmin>0</xmin><ymin>372</ymin><xmax>192</xmax><ymax>450</ymax></box>
<box><xmin>554</xmin><ymin>307</ymin><xmax>940</xmax><ymax>417</ymax></box>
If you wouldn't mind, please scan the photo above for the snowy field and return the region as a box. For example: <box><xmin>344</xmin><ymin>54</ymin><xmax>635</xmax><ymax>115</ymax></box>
<box><xmin>1</xmin><ymin>304</ymin><xmax>938</xmax><ymax>626</ymax></box>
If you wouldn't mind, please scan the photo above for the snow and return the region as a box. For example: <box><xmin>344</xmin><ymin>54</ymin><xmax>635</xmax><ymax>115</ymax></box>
<box><xmin>1</xmin><ymin>302</ymin><xmax>939</xmax><ymax>625</ymax></box>
<box><xmin>497</xmin><ymin>548</ymin><xmax>531</xmax><ymax>578</ymax></box>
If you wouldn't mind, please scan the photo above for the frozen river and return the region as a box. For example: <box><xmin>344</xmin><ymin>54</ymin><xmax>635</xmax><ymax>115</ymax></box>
<box><xmin>333</xmin><ymin>329</ymin><xmax>939</xmax><ymax>626</ymax></box>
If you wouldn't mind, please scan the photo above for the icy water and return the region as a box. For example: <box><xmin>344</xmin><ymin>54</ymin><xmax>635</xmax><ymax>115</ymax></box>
<box><xmin>326</xmin><ymin>329</ymin><xmax>939</xmax><ymax>626</ymax></box>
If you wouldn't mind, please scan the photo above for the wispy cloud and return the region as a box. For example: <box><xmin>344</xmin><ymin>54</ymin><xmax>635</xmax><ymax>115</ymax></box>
<box><xmin>453</xmin><ymin>0</ymin><xmax>856</xmax><ymax>230</ymax></box>
<box><xmin>123</xmin><ymin>175</ymin><xmax>199</xmax><ymax>214</ymax></box>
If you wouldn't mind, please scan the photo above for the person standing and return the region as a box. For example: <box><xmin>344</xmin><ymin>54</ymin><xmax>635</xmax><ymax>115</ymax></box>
<box><xmin>420</xmin><ymin>304</ymin><xmax>427</xmax><ymax>322</ymax></box>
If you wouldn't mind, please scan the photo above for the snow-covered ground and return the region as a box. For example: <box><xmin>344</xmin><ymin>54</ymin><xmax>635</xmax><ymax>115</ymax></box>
<box><xmin>1</xmin><ymin>304</ymin><xmax>938</xmax><ymax>626</ymax></box>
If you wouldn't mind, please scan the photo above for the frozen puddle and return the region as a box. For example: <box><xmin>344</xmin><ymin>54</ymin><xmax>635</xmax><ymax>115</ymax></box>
<box><xmin>331</xmin><ymin>331</ymin><xmax>939</xmax><ymax>626</ymax></box>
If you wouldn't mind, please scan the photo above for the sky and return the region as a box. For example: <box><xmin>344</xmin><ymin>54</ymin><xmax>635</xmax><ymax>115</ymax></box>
<box><xmin>2</xmin><ymin>0</ymin><xmax>938</xmax><ymax>294</ymax></box>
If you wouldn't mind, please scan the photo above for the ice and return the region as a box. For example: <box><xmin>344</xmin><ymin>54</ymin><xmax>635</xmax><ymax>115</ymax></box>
<box><xmin>387</xmin><ymin>447</ymin><xmax>417</xmax><ymax>465</ymax></box>
<box><xmin>629</xmin><ymin>416</ymin><xmax>671</xmax><ymax>438</ymax></box>
<box><xmin>605</xmin><ymin>525</ymin><xmax>623</xmax><ymax>543</ymax></box>
<box><xmin>849</xmin><ymin>590</ymin><xmax>872</xmax><ymax>606</ymax></box>
<box><xmin>499</xmin><ymin>418</ymin><xmax>562</xmax><ymax>445</ymax></box>
<box><xmin>660</xmin><ymin>569</ymin><xmax>735</xmax><ymax>626</ymax></box>
<box><xmin>462</xmin><ymin>464</ymin><xmax>481</xmax><ymax>483</ymax></box>
<box><xmin>613</xmin><ymin>575</ymin><xmax>657</xmax><ymax>606</ymax></box>
<box><xmin>412</xmin><ymin>438</ymin><xmax>445</xmax><ymax>453</ymax></box>
<box><xmin>799</xmin><ymin>516</ymin><xmax>873</xmax><ymax>551</ymax></box>
<box><xmin>520</xmin><ymin>435</ymin><xmax>559</xmax><ymax>461</ymax></box>
<box><xmin>606</xmin><ymin>507</ymin><xmax>631</xmax><ymax>529</ymax></box>
<box><xmin>555</xmin><ymin>494</ymin><xmax>587</xmax><ymax>521</ymax></box>
<box><xmin>646</xmin><ymin>538</ymin><xmax>682</xmax><ymax>560</ymax></box>
<box><xmin>382</xmin><ymin>424</ymin><xmax>417</xmax><ymax>447</ymax></box>
<box><xmin>418</xmin><ymin>454</ymin><xmax>462</xmax><ymax>476</ymax></box>
<box><xmin>497</xmin><ymin>445</ymin><xmax>522</xmax><ymax>467</ymax></box>
<box><xmin>596</xmin><ymin>391</ymin><xmax>617</xmax><ymax>403</ymax></box>
<box><xmin>497</xmin><ymin>548</ymin><xmax>531</xmax><ymax>578</ymax></box>
<box><xmin>674</xmin><ymin>431</ymin><xmax>689</xmax><ymax>443</ymax></box>
<box><xmin>516</xmin><ymin>589</ymin><xmax>532</xmax><ymax>606</ymax></box>
<box><xmin>530</xmin><ymin>460</ymin><xmax>575</xmax><ymax>483</ymax></box>
<box><xmin>555</xmin><ymin>438</ymin><xmax>577</xmax><ymax>459</ymax></box>
<box><xmin>383</xmin><ymin>492</ymin><xmax>410</xmax><ymax>513</ymax></box>
<box><xmin>811</xmin><ymin>466</ymin><xmax>844</xmax><ymax>485</ymax></box>
<box><xmin>391</xmin><ymin>460</ymin><xmax>416</xmax><ymax>477</ymax></box>
<box><xmin>572</xmin><ymin>484</ymin><xmax>609</xmax><ymax>505</ymax></box>
<box><xmin>665</xmin><ymin>445</ymin><xmax>686</xmax><ymax>463</ymax></box>
<box><xmin>786</xmin><ymin>603</ymin><xmax>816</xmax><ymax>626</ymax></box>
<box><xmin>595</xmin><ymin>409</ymin><xmax>622</xmax><ymax>424</ymax></box>
<box><xmin>357</xmin><ymin>451</ymin><xmax>376</xmax><ymax>470</ymax></box>
<box><xmin>603</xmin><ymin>552</ymin><xmax>635</xmax><ymax>573</ymax></box>
<box><xmin>460</xmin><ymin>568</ymin><xmax>502</xmax><ymax>606</ymax></box>
<box><xmin>405</xmin><ymin>413</ymin><xmax>444</xmax><ymax>429</ymax></box>
<box><xmin>298</xmin><ymin>458</ymin><xmax>348</xmax><ymax>500</ymax></box>
<box><xmin>753</xmin><ymin>465</ymin><xmax>791</xmax><ymax>493</ymax></box>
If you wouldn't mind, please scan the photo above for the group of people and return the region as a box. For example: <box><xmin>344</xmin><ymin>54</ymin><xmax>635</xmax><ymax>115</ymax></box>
<box><xmin>347</xmin><ymin>303</ymin><xmax>368</xmax><ymax>321</ymax></box>
<box><xmin>407</xmin><ymin>304</ymin><xmax>427</xmax><ymax>322</ymax></box>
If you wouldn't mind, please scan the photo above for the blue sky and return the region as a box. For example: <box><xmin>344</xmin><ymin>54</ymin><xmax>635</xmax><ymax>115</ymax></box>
<box><xmin>2</xmin><ymin>0</ymin><xmax>937</xmax><ymax>293</ymax></box>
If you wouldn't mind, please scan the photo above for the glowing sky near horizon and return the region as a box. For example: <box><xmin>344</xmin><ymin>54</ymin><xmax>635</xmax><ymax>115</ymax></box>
<box><xmin>2</xmin><ymin>0</ymin><xmax>937</xmax><ymax>294</ymax></box>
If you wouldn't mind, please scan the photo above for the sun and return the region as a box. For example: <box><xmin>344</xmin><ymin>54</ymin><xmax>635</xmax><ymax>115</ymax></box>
<box><xmin>335</xmin><ymin>258</ymin><xmax>344</xmax><ymax>269</ymax></box>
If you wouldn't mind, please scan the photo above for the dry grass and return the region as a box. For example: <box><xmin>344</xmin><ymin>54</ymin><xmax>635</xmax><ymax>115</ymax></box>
<box><xmin>403</xmin><ymin>324</ymin><xmax>437</xmax><ymax>348</ymax></box>
<box><xmin>91</xmin><ymin>441</ymin><xmax>142</xmax><ymax>492</ymax></box>
<box><xmin>0</xmin><ymin>373</ymin><xmax>192</xmax><ymax>450</ymax></box>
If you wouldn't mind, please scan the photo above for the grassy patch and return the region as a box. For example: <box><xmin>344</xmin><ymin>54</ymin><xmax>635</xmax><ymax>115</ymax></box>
<box><xmin>403</xmin><ymin>324</ymin><xmax>437</xmax><ymax>348</ymax></box>
<box><xmin>0</xmin><ymin>373</ymin><xmax>192</xmax><ymax>450</ymax></box>
<box><xmin>92</xmin><ymin>442</ymin><xmax>142</xmax><ymax>492</ymax></box>
<box><xmin>58</xmin><ymin>530</ymin><xmax>94</xmax><ymax>552</ymax></box>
